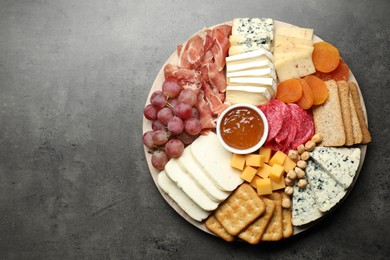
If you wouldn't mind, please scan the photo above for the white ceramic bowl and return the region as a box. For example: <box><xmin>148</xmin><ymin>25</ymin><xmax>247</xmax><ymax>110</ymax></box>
<box><xmin>216</xmin><ymin>104</ymin><xmax>269</xmax><ymax>154</ymax></box>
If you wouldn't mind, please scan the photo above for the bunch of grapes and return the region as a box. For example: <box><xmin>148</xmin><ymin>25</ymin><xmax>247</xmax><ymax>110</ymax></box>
<box><xmin>143</xmin><ymin>78</ymin><xmax>202</xmax><ymax>170</ymax></box>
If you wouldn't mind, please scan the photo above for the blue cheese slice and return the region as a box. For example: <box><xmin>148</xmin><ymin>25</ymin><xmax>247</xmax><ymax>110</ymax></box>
<box><xmin>232</xmin><ymin>18</ymin><xmax>273</xmax><ymax>36</ymax></box>
<box><xmin>292</xmin><ymin>183</ymin><xmax>323</xmax><ymax>226</ymax></box>
<box><xmin>306</xmin><ymin>160</ymin><xmax>347</xmax><ymax>212</ymax></box>
<box><xmin>310</xmin><ymin>147</ymin><xmax>361</xmax><ymax>189</ymax></box>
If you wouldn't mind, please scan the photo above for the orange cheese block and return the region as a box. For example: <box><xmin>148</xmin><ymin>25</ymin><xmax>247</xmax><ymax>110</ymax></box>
<box><xmin>259</xmin><ymin>147</ymin><xmax>272</xmax><ymax>163</ymax></box>
<box><xmin>246</xmin><ymin>154</ymin><xmax>265</xmax><ymax>167</ymax></box>
<box><xmin>241</xmin><ymin>166</ymin><xmax>257</xmax><ymax>182</ymax></box>
<box><xmin>231</xmin><ymin>153</ymin><xmax>246</xmax><ymax>170</ymax></box>
<box><xmin>256</xmin><ymin>178</ymin><xmax>273</xmax><ymax>195</ymax></box>
<box><xmin>271</xmin><ymin>177</ymin><xmax>286</xmax><ymax>191</ymax></box>
<box><xmin>283</xmin><ymin>156</ymin><xmax>296</xmax><ymax>172</ymax></box>
<box><xmin>270</xmin><ymin>164</ymin><xmax>284</xmax><ymax>183</ymax></box>
<box><xmin>257</xmin><ymin>164</ymin><xmax>272</xmax><ymax>179</ymax></box>
<box><xmin>268</xmin><ymin>150</ymin><xmax>287</xmax><ymax>166</ymax></box>
<box><xmin>250</xmin><ymin>175</ymin><xmax>261</xmax><ymax>189</ymax></box>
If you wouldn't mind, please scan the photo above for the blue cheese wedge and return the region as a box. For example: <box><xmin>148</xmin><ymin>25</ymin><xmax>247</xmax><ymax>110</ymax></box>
<box><xmin>232</xmin><ymin>18</ymin><xmax>273</xmax><ymax>36</ymax></box>
<box><xmin>292</xmin><ymin>183</ymin><xmax>323</xmax><ymax>226</ymax></box>
<box><xmin>306</xmin><ymin>160</ymin><xmax>347</xmax><ymax>212</ymax></box>
<box><xmin>310</xmin><ymin>147</ymin><xmax>361</xmax><ymax>189</ymax></box>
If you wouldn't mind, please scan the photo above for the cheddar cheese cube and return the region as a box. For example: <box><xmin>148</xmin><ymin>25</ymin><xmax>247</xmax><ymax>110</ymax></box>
<box><xmin>259</xmin><ymin>147</ymin><xmax>272</xmax><ymax>163</ymax></box>
<box><xmin>268</xmin><ymin>150</ymin><xmax>287</xmax><ymax>166</ymax></box>
<box><xmin>240</xmin><ymin>166</ymin><xmax>257</xmax><ymax>182</ymax></box>
<box><xmin>250</xmin><ymin>175</ymin><xmax>261</xmax><ymax>189</ymax></box>
<box><xmin>256</xmin><ymin>163</ymin><xmax>272</xmax><ymax>179</ymax></box>
<box><xmin>246</xmin><ymin>154</ymin><xmax>265</xmax><ymax>167</ymax></box>
<box><xmin>283</xmin><ymin>156</ymin><xmax>296</xmax><ymax>173</ymax></box>
<box><xmin>269</xmin><ymin>164</ymin><xmax>284</xmax><ymax>183</ymax></box>
<box><xmin>256</xmin><ymin>178</ymin><xmax>273</xmax><ymax>195</ymax></box>
<box><xmin>271</xmin><ymin>177</ymin><xmax>286</xmax><ymax>191</ymax></box>
<box><xmin>231</xmin><ymin>153</ymin><xmax>246</xmax><ymax>170</ymax></box>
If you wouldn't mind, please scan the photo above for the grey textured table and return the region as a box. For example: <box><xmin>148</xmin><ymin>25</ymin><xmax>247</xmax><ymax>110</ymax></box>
<box><xmin>1</xmin><ymin>0</ymin><xmax>389</xmax><ymax>259</ymax></box>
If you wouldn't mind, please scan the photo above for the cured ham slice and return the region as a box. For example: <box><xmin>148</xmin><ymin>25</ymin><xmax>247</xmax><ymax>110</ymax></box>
<box><xmin>202</xmin><ymin>63</ymin><xmax>227</xmax><ymax>93</ymax></box>
<box><xmin>202</xmin><ymin>82</ymin><xmax>228</xmax><ymax>116</ymax></box>
<box><xmin>212</xmin><ymin>27</ymin><xmax>230</xmax><ymax>71</ymax></box>
<box><xmin>164</xmin><ymin>64</ymin><xmax>200</xmax><ymax>85</ymax></box>
<box><xmin>196</xmin><ymin>92</ymin><xmax>216</xmax><ymax>129</ymax></box>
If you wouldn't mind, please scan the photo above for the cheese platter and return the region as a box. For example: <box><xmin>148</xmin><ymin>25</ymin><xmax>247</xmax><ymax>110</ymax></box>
<box><xmin>142</xmin><ymin>19</ymin><xmax>371</xmax><ymax>243</ymax></box>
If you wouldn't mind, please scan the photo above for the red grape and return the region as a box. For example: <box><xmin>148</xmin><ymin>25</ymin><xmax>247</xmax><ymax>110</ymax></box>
<box><xmin>150</xmin><ymin>90</ymin><xmax>167</xmax><ymax>109</ymax></box>
<box><xmin>157</xmin><ymin>107</ymin><xmax>173</xmax><ymax>125</ymax></box>
<box><xmin>167</xmin><ymin>116</ymin><xmax>184</xmax><ymax>135</ymax></box>
<box><xmin>165</xmin><ymin>139</ymin><xmax>184</xmax><ymax>158</ymax></box>
<box><xmin>167</xmin><ymin>98</ymin><xmax>178</xmax><ymax>108</ymax></box>
<box><xmin>151</xmin><ymin>150</ymin><xmax>169</xmax><ymax>170</ymax></box>
<box><xmin>177</xmin><ymin>131</ymin><xmax>198</xmax><ymax>145</ymax></box>
<box><xmin>184</xmin><ymin>118</ymin><xmax>202</xmax><ymax>135</ymax></box>
<box><xmin>152</xmin><ymin>130</ymin><xmax>169</xmax><ymax>145</ymax></box>
<box><xmin>144</xmin><ymin>104</ymin><xmax>158</xmax><ymax>120</ymax></box>
<box><xmin>178</xmin><ymin>89</ymin><xmax>197</xmax><ymax>106</ymax></box>
<box><xmin>142</xmin><ymin>131</ymin><xmax>154</xmax><ymax>148</ymax></box>
<box><xmin>190</xmin><ymin>107</ymin><xmax>199</xmax><ymax>119</ymax></box>
<box><xmin>152</xmin><ymin>120</ymin><xmax>166</xmax><ymax>131</ymax></box>
<box><xmin>173</xmin><ymin>102</ymin><xmax>192</xmax><ymax>119</ymax></box>
<box><xmin>162</xmin><ymin>78</ymin><xmax>181</xmax><ymax>98</ymax></box>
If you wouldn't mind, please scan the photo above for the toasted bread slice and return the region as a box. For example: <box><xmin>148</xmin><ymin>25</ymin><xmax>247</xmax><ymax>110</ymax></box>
<box><xmin>349</xmin><ymin>92</ymin><xmax>363</xmax><ymax>144</ymax></box>
<box><xmin>312</xmin><ymin>80</ymin><xmax>345</xmax><ymax>146</ymax></box>
<box><xmin>349</xmin><ymin>82</ymin><xmax>372</xmax><ymax>144</ymax></box>
<box><xmin>337</xmin><ymin>81</ymin><xmax>354</xmax><ymax>146</ymax></box>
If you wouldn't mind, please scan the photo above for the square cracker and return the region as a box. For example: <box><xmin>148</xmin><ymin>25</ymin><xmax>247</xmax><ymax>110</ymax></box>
<box><xmin>238</xmin><ymin>197</ymin><xmax>275</xmax><ymax>244</ymax></box>
<box><xmin>281</xmin><ymin>192</ymin><xmax>293</xmax><ymax>238</ymax></box>
<box><xmin>337</xmin><ymin>81</ymin><xmax>354</xmax><ymax>146</ymax></box>
<box><xmin>215</xmin><ymin>183</ymin><xmax>266</xmax><ymax>236</ymax></box>
<box><xmin>262</xmin><ymin>192</ymin><xmax>283</xmax><ymax>241</ymax></box>
<box><xmin>205</xmin><ymin>215</ymin><xmax>235</xmax><ymax>242</ymax></box>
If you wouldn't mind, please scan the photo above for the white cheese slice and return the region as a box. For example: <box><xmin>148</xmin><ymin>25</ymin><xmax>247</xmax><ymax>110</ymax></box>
<box><xmin>229</xmin><ymin>44</ymin><xmax>271</xmax><ymax>55</ymax></box>
<box><xmin>226</xmin><ymin>48</ymin><xmax>274</xmax><ymax>63</ymax></box>
<box><xmin>157</xmin><ymin>171</ymin><xmax>210</xmax><ymax>222</ymax></box>
<box><xmin>275</xmin><ymin>26</ymin><xmax>314</xmax><ymax>40</ymax></box>
<box><xmin>177</xmin><ymin>147</ymin><xmax>230</xmax><ymax>202</ymax></box>
<box><xmin>274</xmin><ymin>34</ymin><xmax>313</xmax><ymax>48</ymax></box>
<box><xmin>190</xmin><ymin>132</ymin><xmax>244</xmax><ymax>191</ymax></box>
<box><xmin>306</xmin><ymin>160</ymin><xmax>347</xmax><ymax>212</ymax></box>
<box><xmin>226</xmin><ymin>60</ymin><xmax>274</xmax><ymax>72</ymax></box>
<box><xmin>310</xmin><ymin>147</ymin><xmax>361</xmax><ymax>189</ymax></box>
<box><xmin>225</xmin><ymin>86</ymin><xmax>271</xmax><ymax>105</ymax></box>
<box><xmin>275</xmin><ymin>51</ymin><xmax>316</xmax><ymax>82</ymax></box>
<box><xmin>292</xmin><ymin>183</ymin><xmax>323</xmax><ymax>226</ymax></box>
<box><xmin>165</xmin><ymin>158</ymin><xmax>219</xmax><ymax>211</ymax></box>
<box><xmin>226</xmin><ymin>68</ymin><xmax>276</xmax><ymax>79</ymax></box>
<box><xmin>228</xmin><ymin>77</ymin><xmax>274</xmax><ymax>86</ymax></box>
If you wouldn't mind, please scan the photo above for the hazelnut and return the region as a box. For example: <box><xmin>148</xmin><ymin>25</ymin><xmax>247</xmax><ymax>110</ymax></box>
<box><xmin>305</xmin><ymin>141</ymin><xmax>316</xmax><ymax>152</ymax></box>
<box><xmin>311</xmin><ymin>133</ymin><xmax>323</xmax><ymax>144</ymax></box>
<box><xmin>295</xmin><ymin>167</ymin><xmax>305</xmax><ymax>179</ymax></box>
<box><xmin>298</xmin><ymin>179</ymin><xmax>308</xmax><ymax>188</ymax></box>
<box><xmin>300</xmin><ymin>151</ymin><xmax>310</xmax><ymax>161</ymax></box>
<box><xmin>285</xmin><ymin>177</ymin><xmax>294</xmax><ymax>187</ymax></box>
<box><xmin>287</xmin><ymin>169</ymin><xmax>297</xmax><ymax>180</ymax></box>
<box><xmin>282</xmin><ymin>198</ymin><xmax>291</xmax><ymax>208</ymax></box>
<box><xmin>285</xmin><ymin>186</ymin><xmax>294</xmax><ymax>196</ymax></box>
<box><xmin>288</xmin><ymin>150</ymin><xmax>299</xmax><ymax>162</ymax></box>
<box><xmin>297</xmin><ymin>144</ymin><xmax>305</xmax><ymax>154</ymax></box>
<box><xmin>297</xmin><ymin>160</ymin><xmax>307</xmax><ymax>169</ymax></box>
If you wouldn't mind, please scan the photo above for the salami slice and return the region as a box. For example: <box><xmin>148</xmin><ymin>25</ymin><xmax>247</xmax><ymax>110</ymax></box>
<box><xmin>275</xmin><ymin>102</ymin><xmax>291</xmax><ymax>145</ymax></box>
<box><xmin>289</xmin><ymin>104</ymin><xmax>314</xmax><ymax>149</ymax></box>
<box><xmin>259</xmin><ymin>100</ymin><xmax>284</xmax><ymax>142</ymax></box>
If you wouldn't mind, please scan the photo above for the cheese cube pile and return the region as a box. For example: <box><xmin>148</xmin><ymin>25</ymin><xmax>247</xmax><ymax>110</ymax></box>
<box><xmin>230</xmin><ymin>18</ymin><xmax>274</xmax><ymax>56</ymax></box>
<box><xmin>231</xmin><ymin>148</ymin><xmax>297</xmax><ymax>195</ymax></box>
<box><xmin>273</xmin><ymin>26</ymin><xmax>316</xmax><ymax>82</ymax></box>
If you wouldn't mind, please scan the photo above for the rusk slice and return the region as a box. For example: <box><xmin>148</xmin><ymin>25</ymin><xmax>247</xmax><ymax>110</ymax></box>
<box><xmin>191</xmin><ymin>132</ymin><xmax>244</xmax><ymax>191</ymax></box>
<box><xmin>337</xmin><ymin>81</ymin><xmax>354</xmax><ymax>146</ymax></box>
<box><xmin>157</xmin><ymin>171</ymin><xmax>210</xmax><ymax>222</ymax></box>
<box><xmin>306</xmin><ymin>160</ymin><xmax>347</xmax><ymax>212</ymax></box>
<box><xmin>349</xmin><ymin>92</ymin><xmax>363</xmax><ymax>144</ymax></box>
<box><xmin>310</xmin><ymin>147</ymin><xmax>361</xmax><ymax>189</ymax></box>
<box><xmin>312</xmin><ymin>80</ymin><xmax>345</xmax><ymax>146</ymax></box>
<box><xmin>349</xmin><ymin>82</ymin><xmax>372</xmax><ymax>144</ymax></box>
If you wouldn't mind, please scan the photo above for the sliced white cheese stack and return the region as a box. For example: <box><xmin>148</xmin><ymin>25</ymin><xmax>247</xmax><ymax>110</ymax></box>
<box><xmin>306</xmin><ymin>160</ymin><xmax>347</xmax><ymax>212</ymax></box>
<box><xmin>157</xmin><ymin>171</ymin><xmax>210</xmax><ymax>222</ymax></box>
<box><xmin>273</xmin><ymin>27</ymin><xmax>316</xmax><ymax>82</ymax></box>
<box><xmin>310</xmin><ymin>147</ymin><xmax>361</xmax><ymax>189</ymax></box>
<box><xmin>225</xmin><ymin>49</ymin><xmax>276</xmax><ymax>105</ymax></box>
<box><xmin>229</xmin><ymin>18</ymin><xmax>274</xmax><ymax>56</ymax></box>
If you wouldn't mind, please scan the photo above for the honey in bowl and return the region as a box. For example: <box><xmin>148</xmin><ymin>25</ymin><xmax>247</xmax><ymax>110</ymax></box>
<box><xmin>217</xmin><ymin>104</ymin><xmax>268</xmax><ymax>154</ymax></box>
